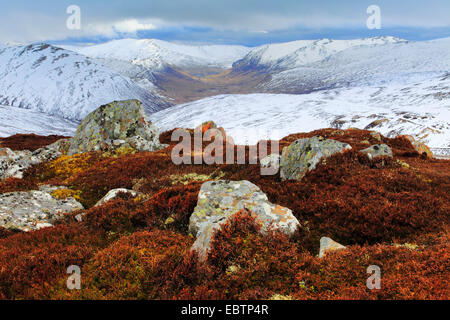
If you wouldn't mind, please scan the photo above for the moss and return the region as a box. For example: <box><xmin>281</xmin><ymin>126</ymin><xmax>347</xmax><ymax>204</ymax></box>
<box><xmin>50</xmin><ymin>188</ymin><xmax>82</xmax><ymax>201</ymax></box>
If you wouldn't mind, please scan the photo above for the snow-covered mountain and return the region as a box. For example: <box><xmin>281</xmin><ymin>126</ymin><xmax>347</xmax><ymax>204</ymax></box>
<box><xmin>0</xmin><ymin>105</ymin><xmax>79</xmax><ymax>137</ymax></box>
<box><xmin>0</xmin><ymin>43</ymin><xmax>170</xmax><ymax>120</ymax></box>
<box><xmin>266</xmin><ymin>37</ymin><xmax>450</xmax><ymax>93</ymax></box>
<box><xmin>151</xmin><ymin>73</ymin><xmax>450</xmax><ymax>148</ymax></box>
<box><xmin>63</xmin><ymin>39</ymin><xmax>251</xmax><ymax>71</ymax></box>
<box><xmin>233</xmin><ymin>36</ymin><xmax>405</xmax><ymax>72</ymax></box>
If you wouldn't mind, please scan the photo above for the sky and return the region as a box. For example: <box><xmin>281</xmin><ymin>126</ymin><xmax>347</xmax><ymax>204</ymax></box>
<box><xmin>1</xmin><ymin>0</ymin><xmax>449</xmax><ymax>46</ymax></box>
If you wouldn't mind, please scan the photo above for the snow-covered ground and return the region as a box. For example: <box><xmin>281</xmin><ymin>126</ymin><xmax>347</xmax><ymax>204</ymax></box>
<box><xmin>0</xmin><ymin>43</ymin><xmax>170</xmax><ymax>120</ymax></box>
<box><xmin>233</xmin><ymin>36</ymin><xmax>404</xmax><ymax>71</ymax></box>
<box><xmin>0</xmin><ymin>105</ymin><xmax>79</xmax><ymax>137</ymax></box>
<box><xmin>63</xmin><ymin>39</ymin><xmax>251</xmax><ymax>70</ymax></box>
<box><xmin>266</xmin><ymin>38</ymin><xmax>450</xmax><ymax>92</ymax></box>
<box><xmin>151</xmin><ymin>76</ymin><xmax>450</xmax><ymax>148</ymax></box>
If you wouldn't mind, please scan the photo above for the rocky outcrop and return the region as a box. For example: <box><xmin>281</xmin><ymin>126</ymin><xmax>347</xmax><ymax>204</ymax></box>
<box><xmin>280</xmin><ymin>136</ymin><xmax>352</xmax><ymax>181</ymax></box>
<box><xmin>189</xmin><ymin>180</ymin><xmax>300</xmax><ymax>259</ymax></box>
<box><xmin>318</xmin><ymin>237</ymin><xmax>346</xmax><ymax>258</ymax></box>
<box><xmin>0</xmin><ymin>139</ymin><xmax>69</xmax><ymax>180</ymax></box>
<box><xmin>0</xmin><ymin>185</ymin><xmax>83</xmax><ymax>231</ymax></box>
<box><xmin>94</xmin><ymin>188</ymin><xmax>139</xmax><ymax>207</ymax></box>
<box><xmin>360</xmin><ymin>144</ymin><xmax>393</xmax><ymax>160</ymax></box>
<box><xmin>67</xmin><ymin>100</ymin><xmax>166</xmax><ymax>156</ymax></box>
<box><xmin>403</xmin><ymin>135</ymin><xmax>434</xmax><ymax>158</ymax></box>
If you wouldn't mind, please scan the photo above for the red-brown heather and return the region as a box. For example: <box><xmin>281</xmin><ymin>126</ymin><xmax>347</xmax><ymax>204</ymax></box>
<box><xmin>0</xmin><ymin>129</ymin><xmax>449</xmax><ymax>300</ymax></box>
<box><xmin>0</xmin><ymin>134</ymin><xmax>68</xmax><ymax>151</ymax></box>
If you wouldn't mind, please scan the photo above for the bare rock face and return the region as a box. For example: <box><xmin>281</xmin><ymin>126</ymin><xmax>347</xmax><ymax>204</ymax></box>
<box><xmin>189</xmin><ymin>180</ymin><xmax>300</xmax><ymax>260</ymax></box>
<box><xmin>280</xmin><ymin>136</ymin><xmax>352</xmax><ymax>181</ymax></box>
<box><xmin>318</xmin><ymin>237</ymin><xmax>346</xmax><ymax>258</ymax></box>
<box><xmin>67</xmin><ymin>100</ymin><xmax>166</xmax><ymax>156</ymax></box>
<box><xmin>0</xmin><ymin>139</ymin><xmax>69</xmax><ymax>180</ymax></box>
<box><xmin>0</xmin><ymin>185</ymin><xmax>84</xmax><ymax>231</ymax></box>
<box><xmin>360</xmin><ymin>144</ymin><xmax>393</xmax><ymax>160</ymax></box>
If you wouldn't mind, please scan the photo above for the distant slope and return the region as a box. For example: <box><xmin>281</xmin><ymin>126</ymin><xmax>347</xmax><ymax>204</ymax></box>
<box><xmin>63</xmin><ymin>39</ymin><xmax>251</xmax><ymax>70</ymax></box>
<box><xmin>0</xmin><ymin>105</ymin><xmax>79</xmax><ymax>137</ymax></box>
<box><xmin>151</xmin><ymin>74</ymin><xmax>450</xmax><ymax>148</ymax></box>
<box><xmin>0</xmin><ymin>43</ymin><xmax>171</xmax><ymax>120</ymax></box>
<box><xmin>233</xmin><ymin>37</ymin><xmax>405</xmax><ymax>72</ymax></box>
<box><xmin>265</xmin><ymin>37</ymin><xmax>450</xmax><ymax>93</ymax></box>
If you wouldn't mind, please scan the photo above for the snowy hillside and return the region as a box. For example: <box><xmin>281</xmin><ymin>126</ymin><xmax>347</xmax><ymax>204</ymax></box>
<box><xmin>267</xmin><ymin>37</ymin><xmax>450</xmax><ymax>92</ymax></box>
<box><xmin>151</xmin><ymin>74</ymin><xmax>450</xmax><ymax>148</ymax></box>
<box><xmin>233</xmin><ymin>37</ymin><xmax>405</xmax><ymax>72</ymax></box>
<box><xmin>0</xmin><ymin>105</ymin><xmax>79</xmax><ymax>137</ymax></box>
<box><xmin>63</xmin><ymin>39</ymin><xmax>251</xmax><ymax>70</ymax></box>
<box><xmin>0</xmin><ymin>43</ymin><xmax>170</xmax><ymax>120</ymax></box>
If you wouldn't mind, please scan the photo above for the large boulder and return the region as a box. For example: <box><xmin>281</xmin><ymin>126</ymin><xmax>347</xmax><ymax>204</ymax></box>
<box><xmin>0</xmin><ymin>139</ymin><xmax>69</xmax><ymax>180</ymax></box>
<box><xmin>360</xmin><ymin>144</ymin><xmax>393</xmax><ymax>160</ymax></box>
<box><xmin>189</xmin><ymin>180</ymin><xmax>300</xmax><ymax>259</ymax></box>
<box><xmin>0</xmin><ymin>185</ymin><xmax>83</xmax><ymax>231</ymax></box>
<box><xmin>280</xmin><ymin>136</ymin><xmax>352</xmax><ymax>181</ymax></box>
<box><xmin>67</xmin><ymin>100</ymin><xmax>166</xmax><ymax>155</ymax></box>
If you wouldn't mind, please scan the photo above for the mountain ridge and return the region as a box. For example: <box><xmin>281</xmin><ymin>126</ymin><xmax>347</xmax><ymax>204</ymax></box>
<box><xmin>0</xmin><ymin>43</ymin><xmax>171</xmax><ymax>121</ymax></box>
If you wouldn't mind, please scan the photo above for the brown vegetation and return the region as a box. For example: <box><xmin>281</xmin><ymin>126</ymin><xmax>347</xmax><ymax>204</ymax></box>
<box><xmin>0</xmin><ymin>128</ymin><xmax>448</xmax><ymax>299</ymax></box>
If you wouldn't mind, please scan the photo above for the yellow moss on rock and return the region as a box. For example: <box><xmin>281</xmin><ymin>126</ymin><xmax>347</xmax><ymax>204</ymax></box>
<box><xmin>170</xmin><ymin>171</ymin><xmax>225</xmax><ymax>185</ymax></box>
<box><xmin>51</xmin><ymin>188</ymin><xmax>82</xmax><ymax>201</ymax></box>
<box><xmin>46</xmin><ymin>153</ymin><xmax>95</xmax><ymax>183</ymax></box>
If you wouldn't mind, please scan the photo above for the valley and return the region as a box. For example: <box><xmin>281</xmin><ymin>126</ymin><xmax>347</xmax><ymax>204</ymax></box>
<box><xmin>0</xmin><ymin>36</ymin><xmax>449</xmax><ymax>149</ymax></box>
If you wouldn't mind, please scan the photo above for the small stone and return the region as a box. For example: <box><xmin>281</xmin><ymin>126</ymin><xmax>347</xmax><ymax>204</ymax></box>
<box><xmin>94</xmin><ymin>188</ymin><xmax>139</xmax><ymax>207</ymax></box>
<box><xmin>369</xmin><ymin>131</ymin><xmax>382</xmax><ymax>142</ymax></box>
<box><xmin>360</xmin><ymin>144</ymin><xmax>393</xmax><ymax>160</ymax></box>
<box><xmin>260</xmin><ymin>154</ymin><xmax>281</xmax><ymax>175</ymax></box>
<box><xmin>112</xmin><ymin>139</ymin><xmax>126</xmax><ymax>146</ymax></box>
<box><xmin>319</xmin><ymin>237</ymin><xmax>346</xmax><ymax>258</ymax></box>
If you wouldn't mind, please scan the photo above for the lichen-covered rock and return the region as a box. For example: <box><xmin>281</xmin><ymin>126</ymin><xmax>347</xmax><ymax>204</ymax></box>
<box><xmin>94</xmin><ymin>188</ymin><xmax>139</xmax><ymax>207</ymax></box>
<box><xmin>318</xmin><ymin>237</ymin><xmax>346</xmax><ymax>258</ymax></box>
<box><xmin>0</xmin><ymin>185</ymin><xmax>84</xmax><ymax>231</ymax></box>
<box><xmin>189</xmin><ymin>180</ymin><xmax>300</xmax><ymax>259</ymax></box>
<box><xmin>280</xmin><ymin>136</ymin><xmax>352</xmax><ymax>181</ymax></box>
<box><xmin>0</xmin><ymin>148</ymin><xmax>28</xmax><ymax>179</ymax></box>
<box><xmin>260</xmin><ymin>154</ymin><xmax>281</xmax><ymax>175</ymax></box>
<box><xmin>0</xmin><ymin>139</ymin><xmax>68</xmax><ymax>180</ymax></box>
<box><xmin>67</xmin><ymin>100</ymin><xmax>166</xmax><ymax>155</ymax></box>
<box><xmin>360</xmin><ymin>144</ymin><xmax>393</xmax><ymax>160</ymax></box>
<box><xmin>369</xmin><ymin>131</ymin><xmax>382</xmax><ymax>142</ymax></box>
<box><xmin>403</xmin><ymin>135</ymin><xmax>434</xmax><ymax>158</ymax></box>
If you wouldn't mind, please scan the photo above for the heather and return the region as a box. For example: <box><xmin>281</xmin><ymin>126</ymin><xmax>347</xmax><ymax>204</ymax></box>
<box><xmin>0</xmin><ymin>129</ymin><xmax>448</xmax><ymax>300</ymax></box>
